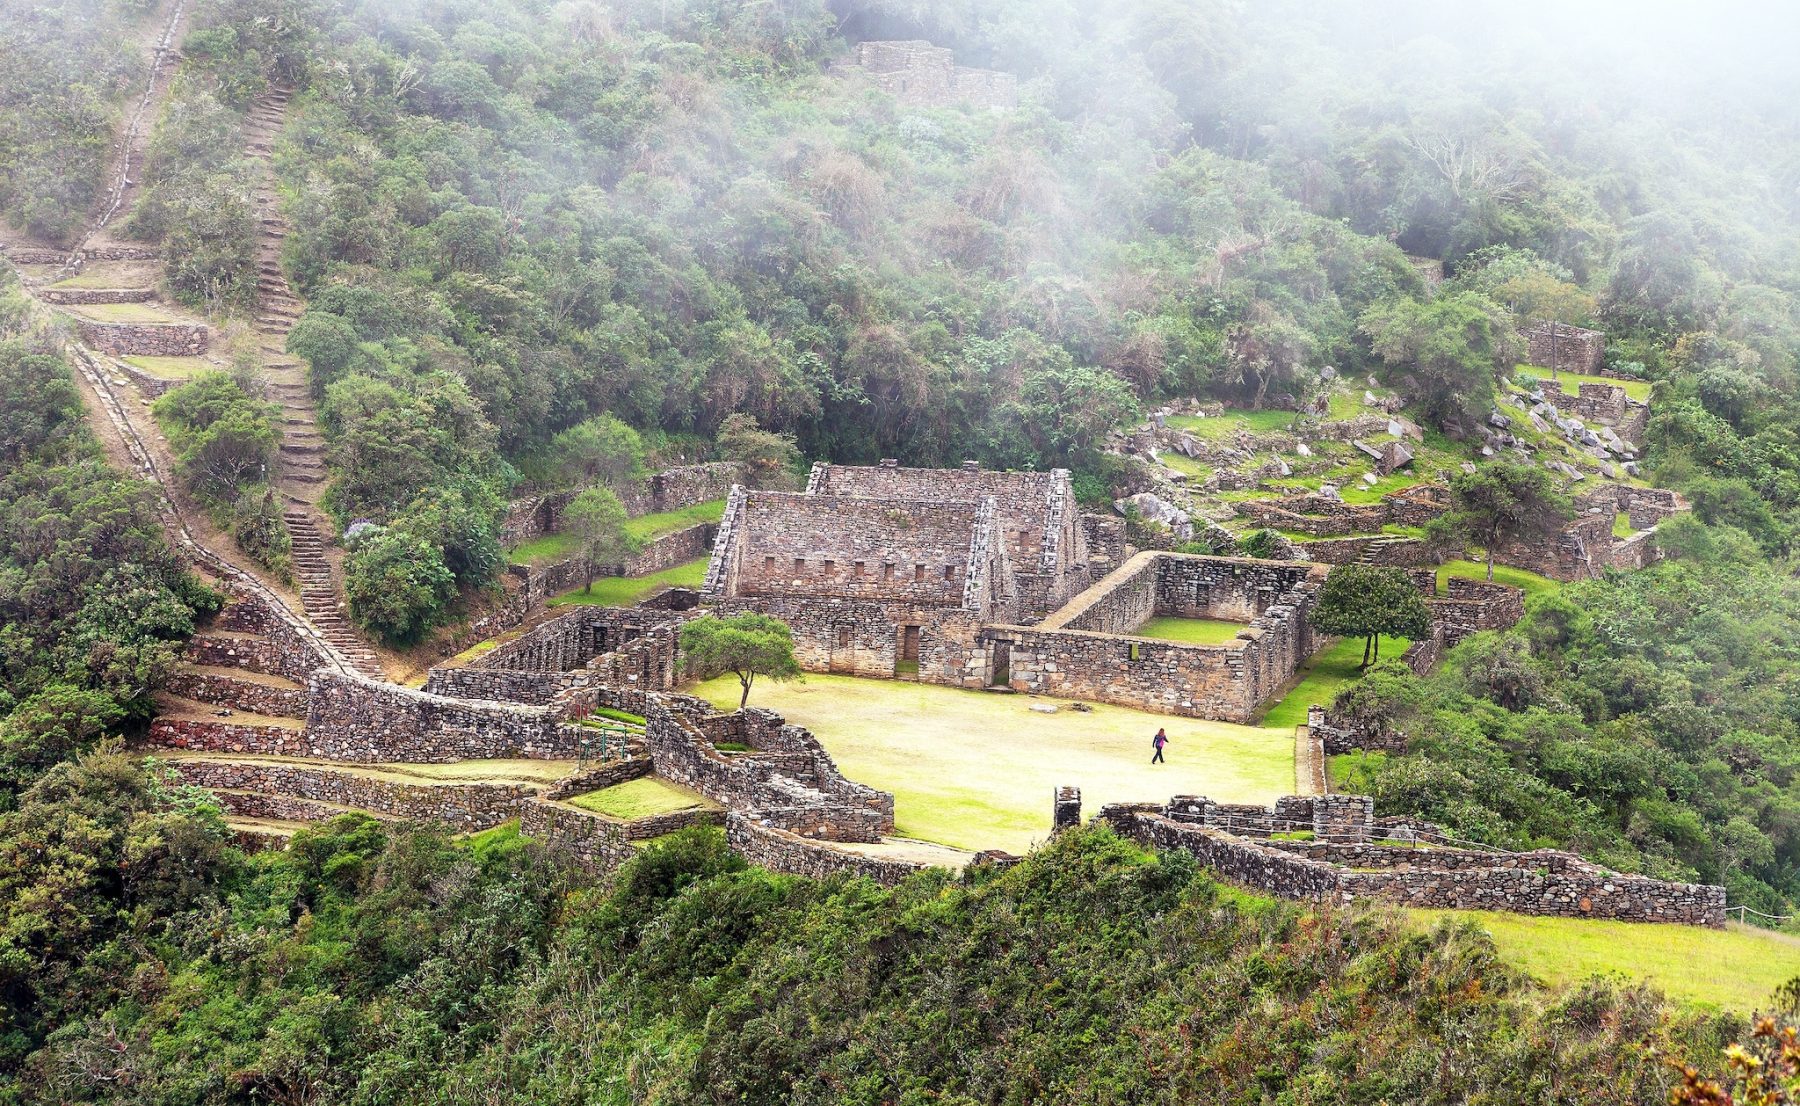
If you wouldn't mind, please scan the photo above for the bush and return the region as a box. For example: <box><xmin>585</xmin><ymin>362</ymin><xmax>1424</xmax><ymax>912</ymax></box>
<box><xmin>344</xmin><ymin>530</ymin><xmax>456</xmax><ymax>645</ymax></box>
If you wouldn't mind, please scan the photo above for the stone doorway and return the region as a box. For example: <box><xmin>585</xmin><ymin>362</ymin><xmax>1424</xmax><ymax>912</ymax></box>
<box><xmin>988</xmin><ymin>640</ymin><xmax>1012</xmax><ymax>687</ymax></box>
<box><xmin>830</xmin><ymin>624</ymin><xmax>854</xmax><ymax>673</ymax></box>
<box><xmin>896</xmin><ymin>624</ymin><xmax>921</xmax><ymax>679</ymax></box>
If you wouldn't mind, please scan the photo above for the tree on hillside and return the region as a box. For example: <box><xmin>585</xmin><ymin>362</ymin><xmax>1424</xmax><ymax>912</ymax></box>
<box><xmin>1359</xmin><ymin>292</ymin><xmax>1517</xmax><ymax>429</ymax></box>
<box><xmin>680</xmin><ymin>613</ymin><xmax>802</xmax><ymax>709</ymax></box>
<box><xmin>549</xmin><ymin>414</ymin><xmax>646</xmax><ymax>491</ymax></box>
<box><xmin>1454</xmin><ymin>247</ymin><xmax>1596</xmax><ymax>381</ymax></box>
<box><xmin>344</xmin><ymin>530</ymin><xmax>456</xmax><ymax>645</ymax></box>
<box><xmin>1433</xmin><ymin>462</ymin><xmax>1571</xmax><ymax>580</ymax></box>
<box><xmin>716</xmin><ymin>413</ymin><xmax>801</xmax><ymax>490</ymax></box>
<box><xmin>1309</xmin><ymin>565</ymin><xmax>1430</xmax><ymax>668</ymax></box>
<box><xmin>564</xmin><ymin>487</ymin><xmax>642</xmax><ymax>593</ymax></box>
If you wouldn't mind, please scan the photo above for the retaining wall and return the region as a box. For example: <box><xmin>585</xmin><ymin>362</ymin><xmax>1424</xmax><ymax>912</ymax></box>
<box><xmin>164</xmin><ymin>669</ymin><xmax>308</xmax><ymax>718</ymax></box>
<box><xmin>165</xmin><ymin>758</ymin><xmax>533</xmax><ymax>831</ymax></box>
<box><xmin>726</xmin><ymin>812</ymin><xmax>926</xmax><ymax>885</ymax></box>
<box><xmin>303</xmin><ymin>672</ymin><xmax>576</xmax><ymax>762</ymax></box>
<box><xmin>74</xmin><ymin>320</ymin><xmax>208</xmax><ymax>357</ymax></box>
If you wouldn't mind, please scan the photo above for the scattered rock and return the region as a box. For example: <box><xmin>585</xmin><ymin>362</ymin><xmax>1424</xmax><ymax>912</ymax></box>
<box><xmin>1069</xmin><ymin>702</ymin><xmax>1093</xmax><ymax>713</ymax></box>
<box><xmin>1295</xmin><ymin>443</ymin><xmax>1311</xmax><ymax>457</ymax></box>
<box><xmin>1029</xmin><ymin>703</ymin><xmax>1058</xmax><ymax>715</ymax></box>
<box><xmin>1361</xmin><ymin>472</ymin><xmax>1379</xmax><ymax>486</ymax></box>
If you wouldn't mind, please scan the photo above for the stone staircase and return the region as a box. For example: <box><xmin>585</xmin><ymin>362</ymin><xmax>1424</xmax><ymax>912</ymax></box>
<box><xmin>284</xmin><ymin>508</ymin><xmax>383</xmax><ymax>677</ymax></box>
<box><xmin>1353</xmin><ymin>535</ymin><xmax>1406</xmax><ymax>565</ymax></box>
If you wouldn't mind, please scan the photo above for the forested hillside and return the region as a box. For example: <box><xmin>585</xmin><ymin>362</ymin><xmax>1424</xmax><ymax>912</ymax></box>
<box><xmin>3</xmin><ymin>0</ymin><xmax>1800</xmax><ymax>1100</ymax></box>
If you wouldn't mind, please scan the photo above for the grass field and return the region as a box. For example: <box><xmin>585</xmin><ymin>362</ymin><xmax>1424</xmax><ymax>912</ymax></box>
<box><xmin>1516</xmin><ymin>365</ymin><xmax>1654</xmax><ymax>403</ymax></box>
<box><xmin>507</xmin><ymin>531</ymin><xmax>578</xmax><ymax>565</ymax></box>
<box><xmin>122</xmin><ymin>354</ymin><xmax>210</xmax><ymax>380</ymax></box>
<box><xmin>1135</xmin><ymin>616</ymin><xmax>1248</xmax><ymax>645</ymax></box>
<box><xmin>1258</xmin><ymin>634</ymin><xmax>1410</xmax><ymax>730</ymax></box>
<box><xmin>63</xmin><ymin>301</ymin><xmax>187</xmax><ymax>323</ymax></box>
<box><xmin>691</xmin><ymin>673</ymin><xmax>1293</xmax><ymax>853</ymax></box>
<box><xmin>1613</xmin><ymin>512</ymin><xmax>1635</xmax><ymax>539</ymax></box>
<box><xmin>1437</xmin><ymin>558</ymin><xmax>1561</xmax><ymax>599</ymax></box>
<box><xmin>569</xmin><ymin>777</ymin><xmax>715</xmax><ymax>820</ymax></box>
<box><xmin>1414</xmin><ymin>910</ymin><xmax>1800</xmax><ymax>1012</ymax></box>
<box><xmin>547</xmin><ymin>556</ymin><xmax>708</xmax><ymax>607</ymax></box>
<box><xmin>625</xmin><ymin>498</ymin><xmax>725</xmax><ymax>541</ymax></box>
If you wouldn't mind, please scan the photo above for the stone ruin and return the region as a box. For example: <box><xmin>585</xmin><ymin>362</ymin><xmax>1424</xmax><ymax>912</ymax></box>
<box><xmin>1086</xmin><ymin>793</ymin><xmax>1726</xmax><ymax>927</ymax></box>
<box><xmin>841</xmin><ymin>40</ymin><xmax>1018</xmax><ymax>110</ymax></box>
<box><xmin>1520</xmin><ymin>321</ymin><xmax>1606</xmax><ymax>376</ymax></box>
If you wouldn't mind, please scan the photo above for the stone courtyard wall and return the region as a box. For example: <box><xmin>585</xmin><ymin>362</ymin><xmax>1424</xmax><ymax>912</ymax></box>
<box><xmin>1099</xmin><ymin>799</ymin><xmax>1725</xmax><ymax>926</ymax></box>
<box><xmin>74</xmin><ymin>320</ymin><xmax>208</xmax><ymax>357</ymax></box>
<box><xmin>303</xmin><ymin>672</ymin><xmax>576</xmax><ymax>762</ymax></box>
<box><xmin>499</xmin><ymin>462</ymin><xmax>740</xmax><ymax>545</ymax></box>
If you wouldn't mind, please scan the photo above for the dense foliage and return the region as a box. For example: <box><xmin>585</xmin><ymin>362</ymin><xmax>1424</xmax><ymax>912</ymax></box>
<box><xmin>1338</xmin><ymin>537</ymin><xmax>1800</xmax><ymax>919</ymax></box>
<box><xmin>0</xmin><ymin>809</ymin><xmax>1745</xmax><ymax>1103</ymax></box>
<box><xmin>0</xmin><ymin>272</ymin><xmax>216</xmax><ymax>804</ymax></box>
<box><xmin>152</xmin><ymin>372</ymin><xmax>291</xmax><ymax>577</ymax></box>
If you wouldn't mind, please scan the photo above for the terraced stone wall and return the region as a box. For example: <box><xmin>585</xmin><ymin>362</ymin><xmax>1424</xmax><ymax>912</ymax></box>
<box><xmin>304</xmin><ymin>672</ymin><xmax>576</xmax><ymax>762</ymax></box>
<box><xmin>75</xmin><ymin>320</ymin><xmax>208</xmax><ymax>357</ymax></box>
<box><xmin>164</xmin><ymin>668</ymin><xmax>307</xmax><ymax>718</ymax></box>
<box><xmin>726</xmin><ymin>812</ymin><xmax>926</xmax><ymax>885</ymax></box>
<box><xmin>165</xmin><ymin>758</ymin><xmax>534</xmax><ymax>831</ymax></box>
<box><xmin>1102</xmin><ymin>802</ymin><xmax>1726</xmax><ymax>926</ymax></box>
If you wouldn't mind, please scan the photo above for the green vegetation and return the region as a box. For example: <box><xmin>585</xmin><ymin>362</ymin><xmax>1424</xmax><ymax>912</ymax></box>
<box><xmin>693</xmin><ymin>672</ymin><xmax>1292</xmax><ymax>853</ymax></box>
<box><xmin>680</xmin><ymin>612</ymin><xmax>802</xmax><ymax>709</ymax></box>
<box><xmin>1310</xmin><ymin>564</ymin><xmax>1431</xmax><ymax>668</ymax></box>
<box><xmin>547</xmin><ymin>556</ymin><xmax>708</xmax><ymax>608</ymax></box>
<box><xmin>121</xmin><ymin>354</ymin><xmax>210</xmax><ymax>380</ymax></box>
<box><xmin>624</xmin><ymin>499</ymin><xmax>727</xmax><ymax>542</ymax></box>
<box><xmin>152</xmin><ymin>372</ymin><xmax>290</xmax><ymax>577</ymax></box>
<box><xmin>505</xmin><ymin>531</ymin><xmax>578</xmax><ymax>565</ymax></box>
<box><xmin>1436</xmin><ymin>558</ymin><xmax>1561</xmax><ymax>598</ymax></box>
<box><xmin>568</xmin><ymin>777</ymin><xmax>710</xmax><ymax>820</ymax></box>
<box><xmin>1614</xmin><ymin>511</ymin><xmax>1637</xmax><ymax>539</ymax></box>
<box><xmin>590</xmin><ymin>706</ymin><xmax>646</xmax><ymax>727</ymax></box>
<box><xmin>1413</xmin><ymin>911</ymin><xmax>1799</xmax><ymax>1013</ymax></box>
<box><xmin>1133</xmin><ymin>616</ymin><xmax>1246</xmax><ymax>645</ymax></box>
<box><xmin>1518</xmin><ymin>366</ymin><xmax>1655</xmax><ymax>404</ymax></box>
<box><xmin>1257</xmin><ymin>634</ymin><xmax>1412</xmax><ymax>732</ymax></box>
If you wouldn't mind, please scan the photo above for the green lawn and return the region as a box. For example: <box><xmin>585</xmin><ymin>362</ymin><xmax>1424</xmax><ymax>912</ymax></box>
<box><xmin>1516</xmin><ymin>365</ymin><xmax>1653</xmax><ymax>403</ymax></box>
<box><xmin>122</xmin><ymin>355</ymin><xmax>210</xmax><ymax>380</ymax></box>
<box><xmin>625</xmin><ymin>498</ymin><xmax>725</xmax><ymax>541</ymax></box>
<box><xmin>63</xmin><ymin>301</ymin><xmax>187</xmax><ymax>323</ymax></box>
<box><xmin>1165</xmin><ymin>408</ymin><xmax>1303</xmax><ymax>440</ymax></box>
<box><xmin>569</xmin><ymin>776</ymin><xmax>714</xmax><ymax>820</ymax></box>
<box><xmin>1414</xmin><ymin>910</ymin><xmax>1800</xmax><ymax>1013</ymax></box>
<box><xmin>690</xmin><ymin>673</ymin><xmax>1293</xmax><ymax>854</ymax></box>
<box><xmin>547</xmin><ymin>556</ymin><xmax>708</xmax><ymax>607</ymax></box>
<box><xmin>1135</xmin><ymin>616</ymin><xmax>1248</xmax><ymax>645</ymax></box>
<box><xmin>1613</xmin><ymin>512</ymin><xmax>1635</xmax><ymax>539</ymax></box>
<box><xmin>1258</xmin><ymin>634</ymin><xmax>1410</xmax><ymax>730</ymax></box>
<box><xmin>507</xmin><ymin>500</ymin><xmax>723</xmax><ymax>566</ymax></box>
<box><xmin>1437</xmin><ymin>559</ymin><xmax>1560</xmax><ymax>599</ymax></box>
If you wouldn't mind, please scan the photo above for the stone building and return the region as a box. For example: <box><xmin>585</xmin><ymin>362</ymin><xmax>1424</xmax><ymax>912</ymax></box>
<box><xmin>703</xmin><ymin>461</ymin><xmax>1090</xmax><ymax>679</ymax></box>
<box><xmin>1521</xmin><ymin>321</ymin><xmax>1605</xmax><ymax>376</ymax></box>
<box><xmin>843</xmin><ymin>40</ymin><xmax>1018</xmax><ymax>110</ymax></box>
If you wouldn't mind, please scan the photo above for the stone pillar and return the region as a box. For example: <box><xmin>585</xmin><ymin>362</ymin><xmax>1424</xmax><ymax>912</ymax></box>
<box><xmin>1311</xmin><ymin>794</ymin><xmax>1374</xmax><ymax>843</ymax></box>
<box><xmin>1052</xmin><ymin>786</ymin><xmax>1082</xmax><ymax>833</ymax></box>
<box><xmin>1165</xmin><ymin>794</ymin><xmax>1210</xmax><ymax>823</ymax></box>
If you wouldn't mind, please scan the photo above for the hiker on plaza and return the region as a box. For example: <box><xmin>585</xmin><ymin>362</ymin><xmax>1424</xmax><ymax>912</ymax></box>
<box><xmin>1151</xmin><ymin>728</ymin><xmax>1169</xmax><ymax>764</ymax></box>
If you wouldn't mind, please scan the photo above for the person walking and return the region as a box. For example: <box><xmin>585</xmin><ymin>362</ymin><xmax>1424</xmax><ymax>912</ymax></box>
<box><xmin>1151</xmin><ymin>728</ymin><xmax>1169</xmax><ymax>764</ymax></box>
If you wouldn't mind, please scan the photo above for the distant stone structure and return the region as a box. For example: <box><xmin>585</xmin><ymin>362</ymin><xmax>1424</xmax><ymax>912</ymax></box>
<box><xmin>1091</xmin><ymin>794</ymin><xmax>1726</xmax><ymax>927</ymax></box>
<box><xmin>1521</xmin><ymin>321</ymin><xmax>1605</xmax><ymax>376</ymax></box>
<box><xmin>843</xmin><ymin>40</ymin><xmax>1018</xmax><ymax>110</ymax></box>
<box><xmin>705</xmin><ymin>461</ymin><xmax>1326</xmax><ymax>721</ymax></box>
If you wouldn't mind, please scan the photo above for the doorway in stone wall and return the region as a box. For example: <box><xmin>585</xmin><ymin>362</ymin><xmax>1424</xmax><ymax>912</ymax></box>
<box><xmin>830</xmin><ymin>624</ymin><xmax>853</xmax><ymax>673</ymax></box>
<box><xmin>897</xmin><ymin>624</ymin><xmax>921</xmax><ymax>679</ymax></box>
<box><xmin>988</xmin><ymin>640</ymin><xmax>1012</xmax><ymax>687</ymax></box>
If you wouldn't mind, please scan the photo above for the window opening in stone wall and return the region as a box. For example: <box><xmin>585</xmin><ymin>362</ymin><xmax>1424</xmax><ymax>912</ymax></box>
<box><xmin>764</xmin><ymin>556</ymin><xmax>775</xmax><ymax>573</ymax></box>
<box><xmin>882</xmin><ymin>562</ymin><xmax>894</xmax><ymax>583</ymax></box>
<box><xmin>823</xmin><ymin>559</ymin><xmax>835</xmax><ymax>573</ymax></box>
<box><xmin>914</xmin><ymin>564</ymin><xmax>925</xmax><ymax>582</ymax></box>
<box><xmin>854</xmin><ymin>560</ymin><xmax>866</xmax><ymax>576</ymax></box>
<box><xmin>793</xmin><ymin>557</ymin><xmax>805</xmax><ymax>574</ymax></box>
<box><xmin>944</xmin><ymin>565</ymin><xmax>957</xmax><ymax>581</ymax></box>
<box><xmin>1128</xmin><ymin>642</ymin><xmax>1141</xmax><ymax>662</ymax></box>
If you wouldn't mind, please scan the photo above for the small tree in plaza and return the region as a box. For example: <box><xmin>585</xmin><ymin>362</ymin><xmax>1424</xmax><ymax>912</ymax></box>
<box><xmin>1309</xmin><ymin>564</ymin><xmax>1431</xmax><ymax>668</ymax></box>
<box><xmin>680</xmin><ymin>612</ymin><xmax>802</xmax><ymax>709</ymax></box>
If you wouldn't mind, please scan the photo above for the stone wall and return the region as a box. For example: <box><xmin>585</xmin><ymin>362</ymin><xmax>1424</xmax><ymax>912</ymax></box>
<box><xmin>185</xmin><ymin>592</ymin><xmax>333</xmax><ymax>684</ymax></box>
<box><xmin>518</xmin><ymin>798</ymin><xmax>639</xmax><ymax>874</ymax></box>
<box><xmin>41</xmin><ymin>287</ymin><xmax>155</xmax><ymax>304</ymax></box>
<box><xmin>498</xmin><ymin>462</ymin><xmax>741</xmax><ymax>545</ymax></box>
<box><xmin>1616</xmin><ymin>486</ymin><xmax>1684</xmax><ymax>529</ymax></box>
<box><xmin>1102</xmin><ymin>801</ymin><xmax>1726</xmax><ymax>926</ymax></box>
<box><xmin>1235</xmin><ymin>486</ymin><xmax>1448</xmax><ymax>539</ymax></box>
<box><xmin>164</xmin><ymin>668</ymin><xmax>308</xmax><ymax>719</ymax></box>
<box><xmin>1540</xmin><ymin>379</ymin><xmax>1628</xmax><ymax>426</ymax></box>
<box><xmin>844</xmin><ymin>40</ymin><xmax>1018</xmax><ymax>110</ymax></box>
<box><xmin>1498</xmin><ymin>512</ymin><xmax>1614</xmax><ymax>582</ymax></box>
<box><xmin>1521</xmin><ymin>322</ymin><xmax>1605</xmax><ymax>375</ymax></box>
<box><xmin>303</xmin><ymin>672</ymin><xmax>576</xmax><ymax>762</ymax></box>
<box><xmin>726</xmin><ymin>812</ymin><xmax>927</xmax><ymax>885</ymax></box>
<box><xmin>1293</xmin><ymin>535</ymin><xmax>1443</xmax><ymax>566</ymax></box>
<box><xmin>146</xmin><ymin>717</ymin><xmax>311</xmax><ymax>758</ymax></box>
<box><xmin>74</xmin><ymin>320</ymin><xmax>208</xmax><ymax>357</ymax></box>
<box><xmin>164</xmin><ymin>757</ymin><xmax>533</xmax><ymax>831</ymax></box>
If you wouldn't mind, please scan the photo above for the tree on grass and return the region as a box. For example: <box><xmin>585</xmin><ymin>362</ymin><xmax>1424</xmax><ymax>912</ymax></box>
<box><xmin>680</xmin><ymin>613</ymin><xmax>802</xmax><ymax>709</ymax></box>
<box><xmin>564</xmin><ymin>487</ymin><xmax>643</xmax><ymax>592</ymax></box>
<box><xmin>1309</xmin><ymin>564</ymin><xmax>1430</xmax><ymax>668</ymax></box>
<box><xmin>1433</xmin><ymin>461</ymin><xmax>1572</xmax><ymax>580</ymax></box>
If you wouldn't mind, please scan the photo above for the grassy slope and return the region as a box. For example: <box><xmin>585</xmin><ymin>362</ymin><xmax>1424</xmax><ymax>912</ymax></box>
<box><xmin>1515</xmin><ymin>365</ymin><xmax>1654</xmax><ymax>403</ymax></box>
<box><xmin>547</xmin><ymin>556</ymin><xmax>708</xmax><ymax>607</ymax></box>
<box><xmin>1258</xmin><ymin>634</ymin><xmax>1411</xmax><ymax>731</ymax></box>
<box><xmin>507</xmin><ymin>500</ymin><xmax>725</xmax><ymax>566</ymax></box>
<box><xmin>691</xmin><ymin>672</ymin><xmax>1292</xmax><ymax>853</ymax></box>
<box><xmin>568</xmin><ymin>776</ymin><xmax>712</xmax><ymax>819</ymax></box>
<box><xmin>1135</xmin><ymin>616</ymin><xmax>1248</xmax><ymax>645</ymax></box>
<box><xmin>1437</xmin><ymin>558</ymin><xmax>1561</xmax><ymax>599</ymax></box>
<box><xmin>1414</xmin><ymin>910</ymin><xmax>1800</xmax><ymax>1013</ymax></box>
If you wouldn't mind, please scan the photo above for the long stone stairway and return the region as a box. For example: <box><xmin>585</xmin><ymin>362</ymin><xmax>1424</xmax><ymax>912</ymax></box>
<box><xmin>241</xmin><ymin>85</ymin><xmax>384</xmax><ymax>678</ymax></box>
